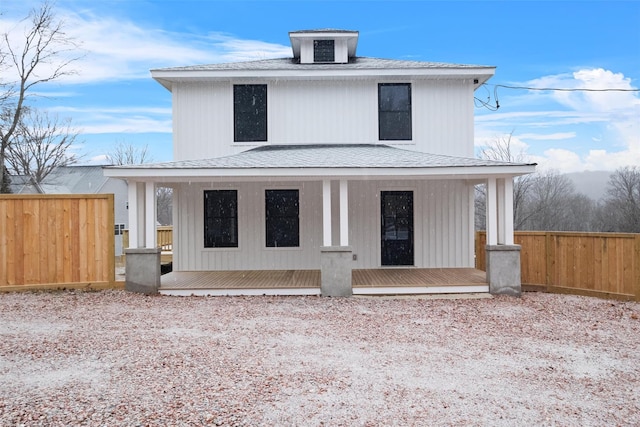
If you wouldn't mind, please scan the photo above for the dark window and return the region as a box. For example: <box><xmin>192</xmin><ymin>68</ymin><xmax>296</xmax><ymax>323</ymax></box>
<box><xmin>381</xmin><ymin>191</ymin><xmax>414</xmax><ymax>266</ymax></box>
<box><xmin>204</xmin><ymin>190</ymin><xmax>238</xmax><ymax>248</ymax></box>
<box><xmin>265</xmin><ymin>189</ymin><xmax>299</xmax><ymax>247</ymax></box>
<box><xmin>114</xmin><ymin>224</ymin><xmax>125</xmax><ymax>236</ymax></box>
<box><xmin>234</xmin><ymin>84</ymin><xmax>267</xmax><ymax>142</ymax></box>
<box><xmin>378</xmin><ymin>83</ymin><xmax>412</xmax><ymax>140</ymax></box>
<box><xmin>314</xmin><ymin>40</ymin><xmax>335</xmax><ymax>62</ymax></box>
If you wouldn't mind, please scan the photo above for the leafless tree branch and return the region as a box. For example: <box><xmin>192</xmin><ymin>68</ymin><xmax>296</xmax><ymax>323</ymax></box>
<box><xmin>1</xmin><ymin>1</ymin><xmax>81</xmax><ymax>192</ymax></box>
<box><xmin>5</xmin><ymin>107</ymin><xmax>80</xmax><ymax>183</ymax></box>
<box><xmin>105</xmin><ymin>142</ymin><xmax>154</xmax><ymax>166</ymax></box>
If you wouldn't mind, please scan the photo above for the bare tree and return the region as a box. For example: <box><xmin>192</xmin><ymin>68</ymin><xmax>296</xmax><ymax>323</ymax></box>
<box><xmin>106</xmin><ymin>142</ymin><xmax>172</xmax><ymax>225</ymax></box>
<box><xmin>475</xmin><ymin>132</ymin><xmax>534</xmax><ymax>230</ymax></box>
<box><xmin>475</xmin><ymin>133</ymin><xmax>598</xmax><ymax>232</ymax></box>
<box><xmin>0</xmin><ymin>1</ymin><xmax>81</xmax><ymax>192</ymax></box>
<box><xmin>105</xmin><ymin>141</ymin><xmax>153</xmax><ymax>166</ymax></box>
<box><xmin>520</xmin><ymin>171</ymin><xmax>576</xmax><ymax>231</ymax></box>
<box><xmin>5</xmin><ymin>107</ymin><xmax>80</xmax><ymax>183</ymax></box>
<box><xmin>601</xmin><ymin>166</ymin><xmax>640</xmax><ymax>232</ymax></box>
<box><xmin>156</xmin><ymin>186</ymin><xmax>173</xmax><ymax>225</ymax></box>
<box><xmin>562</xmin><ymin>193</ymin><xmax>597</xmax><ymax>231</ymax></box>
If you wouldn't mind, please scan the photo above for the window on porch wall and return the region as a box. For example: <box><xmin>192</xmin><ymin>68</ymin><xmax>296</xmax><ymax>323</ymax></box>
<box><xmin>204</xmin><ymin>190</ymin><xmax>238</xmax><ymax>248</ymax></box>
<box><xmin>265</xmin><ymin>189</ymin><xmax>299</xmax><ymax>248</ymax></box>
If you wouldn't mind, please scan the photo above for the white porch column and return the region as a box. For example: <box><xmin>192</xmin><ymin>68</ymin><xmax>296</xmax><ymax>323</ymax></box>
<box><xmin>322</xmin><ymin>179</ymin><xmax>332</xmax><ymax>246</ymax></box>
<box><xmin>496</xmin><ymin>178</ymin><xmax>506</xmax><ymax>244</ymax></box>
<box><xmin>486</xmin><ymin>177</ymin><xmax>498</xmax><ymax>245</ymax></box>
<box><xmin>503</xmin><ymin>178</ymin><xmax>514</xmax><ymax>245</ymax></box>
<box><xmin>485</xmin><ymin>176</ymin><xmax>521</xmax><ymax>297</ymax></box>
<box><xmin>144</xmin><ymin>181</ymin><xmax>157</xmax><ymax>249</ymax></box>
<box><xmin>320</xmin><ymin>178</ymin><xmax>353</xmax><ymax>297</ymax></box>
<box><xmin>127</xmin><ymin>181</ymin><xmax>139</xmax><ymax>248</ymax></box>
<box><xmin>125</xmin><ymin>181</ymin><xmax>161</xmax><ymax>294</ymax></box>
<box><xmin>339</xmin><ymin>179</ymin><xmax>349</xmax><ymax>246</ymax></box>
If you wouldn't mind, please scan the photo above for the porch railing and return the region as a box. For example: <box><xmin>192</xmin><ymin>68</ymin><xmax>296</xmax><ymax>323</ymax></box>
<box><xmin>123</xmin><ymin>226</ymin><xmax>173</xmax><ymax>251</ymax></box>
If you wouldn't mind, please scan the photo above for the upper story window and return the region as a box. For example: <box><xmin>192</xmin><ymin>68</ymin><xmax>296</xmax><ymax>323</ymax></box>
<box><xmin>265</xmin><ymin>189</ymin><xmax>299</xmax><ymax>248</ymax></box>
<box><xmin>313</xmin><ymin>40</ymin><xmax>335</xmax><ymax>63</ymax></box>
<box><xmin>204</xmin><ymin>190</ymin><xmax>238</xmax><ymax>248</ymax></box>
<box><xmin>378</xmin><ymin>83</ymin><xmax>412</xmax><ymax>141</ymax></box>
<box><xmin>234</xmin><ymin>84</ymin><xmax>267</xmax><ymax>142</ymax></box>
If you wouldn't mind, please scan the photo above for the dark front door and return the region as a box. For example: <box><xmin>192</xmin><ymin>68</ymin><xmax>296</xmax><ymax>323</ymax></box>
<box><xmin>381</xmin><ymin>191</ymin><xmax>414</xmax><ymax>266</ymax></box>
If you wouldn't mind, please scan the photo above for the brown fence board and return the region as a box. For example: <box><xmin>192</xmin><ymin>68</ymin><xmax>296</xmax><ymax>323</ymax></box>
<box><xmin>0</xmin><ymin>194</ymin><xmax>115</xmax><ymax>291</ymax></box>
<box><xmin>476</xmin><ymin>231</ymin><xmax>640</xmax><ymax>301</ymax></box>
<box><xmin>0</xmin><ymin>200</ymin><xmax>7</xmax><ymax>286</ymax></box>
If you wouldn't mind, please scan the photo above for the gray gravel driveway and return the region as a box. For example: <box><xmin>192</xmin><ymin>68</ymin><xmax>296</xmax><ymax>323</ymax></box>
<box><xmin>1</xmin><ymin>291</ymin><xmax>639</xmax><ymax>426</ymax></box>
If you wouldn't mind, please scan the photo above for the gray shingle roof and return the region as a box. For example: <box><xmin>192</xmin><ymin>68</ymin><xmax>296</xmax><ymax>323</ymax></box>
<box><xmin>7</xmin><ymin>175</ymin><xmax>42</xmax><ymax>194</ymax></box>
<box><xmin>108</xmin><ymin>144</ymin><xmax>533</xmax><ymax>170</ymax></box>
<box><xmin>40</xmin><ymin>165</ymin><xmax>109</xmax><ymax>193</ymax></box>
<box><xmin>289</xmin><ymin>29</ymin><xmax>358</xmax><ymax>34</ymax></box>
<box><xmin>152</xmin><ymin>57</ymin><xmax>493</xmax><ymax>73</ymax></box>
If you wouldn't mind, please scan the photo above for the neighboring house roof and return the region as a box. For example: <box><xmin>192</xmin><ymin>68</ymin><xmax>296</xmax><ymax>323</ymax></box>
<box><xmin>6</xmin><ymin>175</ymin><xmax>43</xmax><ymax>194</ymax></box>
<box><xmin>39</xmin><ymin>165</ymin><xmax>112</xmax><ymax>194</ymax></box>
<box><xmin>104</xmin><ymin>145</ymin><xmax>536</xmax><ymax>180</ymax></box>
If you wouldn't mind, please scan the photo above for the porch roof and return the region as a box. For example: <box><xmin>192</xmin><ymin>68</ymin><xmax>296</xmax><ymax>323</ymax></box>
<box><xmin>103</xmin><ymin>144</ymin><xmax>536</xmax><ymax>181</ymax></box>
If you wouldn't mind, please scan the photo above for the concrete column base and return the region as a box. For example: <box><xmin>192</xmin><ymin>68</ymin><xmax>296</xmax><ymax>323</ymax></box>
<box><xmin>125</xmin><ymin>248</ymin><xmax>161</xmax><ymax>294</ymax></box>
<box><xmin>321</xmin><ymin>246</ymin><xmax>353</xmax><ymax>297</ymax></box>
<box><xmin>486</xmin><ymin>244</ymin><xmax>522</xmax><ymax>297</ymax></box>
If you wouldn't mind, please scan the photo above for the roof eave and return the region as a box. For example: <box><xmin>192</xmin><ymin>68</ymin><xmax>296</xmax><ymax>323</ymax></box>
<box><xmin>103</xmin><ymin>164</ymin><xmax>535</xmax><ymax>181</ymax></box>
<box><xmin>151</xmin><ymin>66</ymin><xmax>496</xmax><ymax>85</ymax></box>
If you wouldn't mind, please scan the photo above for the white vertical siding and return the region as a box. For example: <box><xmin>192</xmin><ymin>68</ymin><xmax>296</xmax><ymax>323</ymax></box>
<box><xmin>269</xmin><ymin>80</ymin><xmax>377</xmax><ymax>144</ymax></box>
<box><xmin>172</xmin><ymin>79</ymin><xmax>475</xmax><ymax>160</ymax></box>
<box><xmin>174</xmin><ymin>178</ymin><xmax>474</xmax><ymax>271</ymax></box>
<box><xmin>175</xmin><ymin>181</ymin><xmax>323</xmax><ymax>270</ymax></box>
<box><xmin>348</xmin><ymin>179</ymin><xmax>474</xmax><ymax>269</ymax></box>
<box><xmin>173</xmin><ymin>83</ymin><xmax>233</xmax><ymax>161</ymax></box>
<box><xmin>412</xmin><ymin>80</ymin><xmax>474</xmax><ymax>157</ymax></box>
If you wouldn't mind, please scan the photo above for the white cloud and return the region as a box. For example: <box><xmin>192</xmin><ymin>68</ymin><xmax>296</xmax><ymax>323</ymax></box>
<box><xmin>518</xmin><ymin>132</ymin><xmax>576</xmax><ymax>141</ymax></box>
<box><xmin>528</xmin><ymin>149</ymin><xmax>584</xmax><ymax>173</ymax></box>
<box><xmin>80</xmin><ymin>118</ymin><xmax>172</xmax><ymax>135</ymax></box>
<box><xmin>87</xmin><ymin>155</ymin><xmax>109</xmax><ymax>164</ymax></box>
<box><xmin>0</xmin><ymin>7</ymin><xmax>291</xmax><ymax>85</ymax></box>
<box><xmin>477</xmin><ymin>68</ymin><xmax>640</xmax><ymax>172</ymax></box>
<box><xmin>43</xmin><ymin>106</ymin><xmax>173</xmax><ymax>134</ymax></box>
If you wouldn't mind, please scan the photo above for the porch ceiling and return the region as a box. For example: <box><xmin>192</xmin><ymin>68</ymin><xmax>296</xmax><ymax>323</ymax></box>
<box><xmin>104</xmin><ymin>144</ymin><xmax>536</xmax><ymax>182</ymax></box>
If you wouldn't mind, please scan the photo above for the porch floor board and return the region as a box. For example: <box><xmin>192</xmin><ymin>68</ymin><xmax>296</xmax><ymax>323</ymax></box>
<box><xmin>161</xmin><ymin>270</ymin><xmax>321</xmax><ymax>290</ymax></box>
<box><xmin>160</xmin><ymin>268</ymin><xmax>486</xmax><ymax>291</ymax></box>
<box><xmin>352</xmin><ymin>268</ymin><xmax>486</xmax><ymax>288</ymax></box>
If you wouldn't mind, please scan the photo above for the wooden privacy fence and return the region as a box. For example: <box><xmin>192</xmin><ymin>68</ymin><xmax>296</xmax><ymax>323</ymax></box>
<box><xmin>0</xmin><ymin>194</ymin><xmax>115</xmax><ymax>292</ymax></box>
<box><xmin>476</xmin><ymin>231</ymin><xmax>640</xmax><ymax>301</ymax></box>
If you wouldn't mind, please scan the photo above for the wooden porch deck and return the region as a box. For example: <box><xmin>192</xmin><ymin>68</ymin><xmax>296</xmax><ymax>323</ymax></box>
<box><xmin>160</xmin><ymin>268</ymin><xmax>488</xmax><ymax>296</ymax></box>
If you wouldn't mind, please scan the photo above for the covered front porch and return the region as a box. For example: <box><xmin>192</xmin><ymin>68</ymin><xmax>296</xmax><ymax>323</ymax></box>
<box><xmin>104</xmin><ymin>145</ymin><xmax>535</xmax><ymax>297</ymax></box>
<box><xmin>159</xmin><ymin>268</ymin><xmax>488</xmax><ymax>296</ymax></box>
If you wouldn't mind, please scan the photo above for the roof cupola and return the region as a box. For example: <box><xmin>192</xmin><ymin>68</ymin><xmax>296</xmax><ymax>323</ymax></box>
<box><xmin>289</xmin><ymin>29</ymin><xmax>359</xmax><ymax>64</ymax></box>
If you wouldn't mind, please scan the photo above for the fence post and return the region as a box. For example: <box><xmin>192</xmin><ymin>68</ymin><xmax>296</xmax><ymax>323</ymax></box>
<box><xmin>545</xmin><ymin>232</ymin><xmax>552</xmax><ymax>290</ymax></box>
<box><xmin>635</xmin><ymin>234</ymin><xmax>640</xmax><ymax>302</ymax></box>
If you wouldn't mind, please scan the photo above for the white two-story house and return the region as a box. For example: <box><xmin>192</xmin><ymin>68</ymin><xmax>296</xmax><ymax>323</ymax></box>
<box><xmin>105</xmin><ymin>29</ymin><xmax>534</xmax><ymax>296</ymax></box>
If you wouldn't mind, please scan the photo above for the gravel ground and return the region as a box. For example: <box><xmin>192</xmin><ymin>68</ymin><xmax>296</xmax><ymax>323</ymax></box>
<box><xmin>0</xmin><ymin>291</ymin><xmax>639</xmax><ymax>426</ymax></box>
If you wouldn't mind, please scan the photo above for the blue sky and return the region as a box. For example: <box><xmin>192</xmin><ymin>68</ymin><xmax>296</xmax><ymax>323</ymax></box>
<box><xmin>2</xmin><ymin>0</ymin><xmax>639</xmax><ymax>172</ymax></box>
